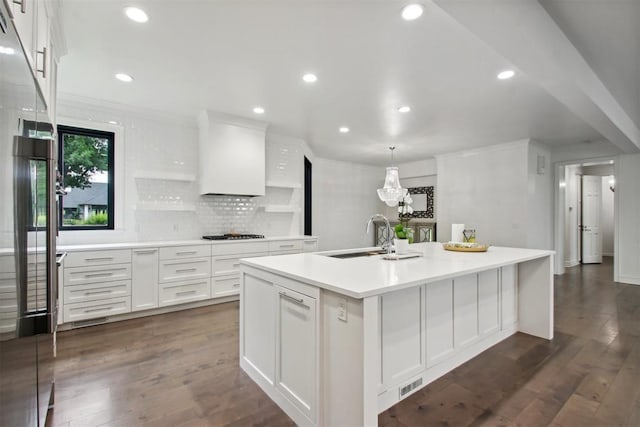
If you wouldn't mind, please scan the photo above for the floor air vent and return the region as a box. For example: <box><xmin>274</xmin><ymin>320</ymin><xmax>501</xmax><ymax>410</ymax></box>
<box><xmin>399</xmin><ymin>378</ymin><xmax>423</xmax><ymax>398</ymax></box>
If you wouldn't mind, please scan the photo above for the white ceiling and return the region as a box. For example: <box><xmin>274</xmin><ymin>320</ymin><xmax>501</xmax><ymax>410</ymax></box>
<box><xmin>57</xmin><ymin>0</ymin><xmax>639</xmax><ymax>165</ymax></box>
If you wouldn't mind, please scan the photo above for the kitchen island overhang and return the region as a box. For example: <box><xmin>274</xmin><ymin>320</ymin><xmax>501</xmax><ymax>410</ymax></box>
<box><xmin>239</xmin><ymin>242</ymin><xmax>554</xmax><ymax>426</ymax></box>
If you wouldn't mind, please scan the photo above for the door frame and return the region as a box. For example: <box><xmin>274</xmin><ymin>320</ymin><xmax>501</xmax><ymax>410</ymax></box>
<box><xmin>553</xmin><ymin>156</ymin><xmax>617</xmax><ymax>276</ymax></box>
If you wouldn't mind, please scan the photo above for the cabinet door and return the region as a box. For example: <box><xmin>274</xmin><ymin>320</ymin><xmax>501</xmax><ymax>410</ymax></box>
<box><xmin>453</xmin><ymin>274</ymin><xmax>479</xmax><ymax>348</ymax></box>
<box><xmin>478</xmin><ymin>269</ymin><xmax>500</xmax><ymax>336</ymax></box>
<box><xmin>132</xmin><ymin>249</ymin><xmax>159</xmax><ymax>312</ymax></box>
<box><xmin>275</xmin><ymin>285</ymin><xmax>317</xmax><ymax>423</ymax></box>
<box><xmin>34</xmin><ymin>0</ymin><xmax>49</xmax><ymax>104</ymax></box>
<box><xmin>426</xmin><ymin>279</ymin><xmax>454</xmax><ymax>367</ymax></box>
<box><xmin>501</xmin><ymin>265</ymin><xmax>518</xmax><ymax>329</ymax></box>
<box><xmin>9</xmin><ymin>0</ymin><xmax>36</xmax><ymax>69</ymax></box>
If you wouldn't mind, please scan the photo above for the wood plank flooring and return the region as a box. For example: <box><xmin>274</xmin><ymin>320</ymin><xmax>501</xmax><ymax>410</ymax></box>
<box><xmin>47</xmin><ymin>258</ymin><xmax>640</xmax><ymax>426</ymax></box>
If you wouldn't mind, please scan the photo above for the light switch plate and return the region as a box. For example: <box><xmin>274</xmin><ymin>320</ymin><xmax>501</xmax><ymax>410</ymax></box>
<box><xmin>338</xmin><ymin>298</ymin><xmax>347</xmax><ymax>322</ymax></box>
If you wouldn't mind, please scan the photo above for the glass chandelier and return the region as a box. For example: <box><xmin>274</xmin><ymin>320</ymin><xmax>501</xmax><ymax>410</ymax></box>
<box><xmin>377</xmin><ymin>147</ymin><xmax>405</xmax><ymax>207</ymax></box>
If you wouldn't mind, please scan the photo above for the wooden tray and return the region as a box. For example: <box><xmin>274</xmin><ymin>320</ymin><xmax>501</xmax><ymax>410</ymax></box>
<box><xmin>442</xmin><ymin>243</ymin><xmax>490</xmax><ymax>252</ymax></box>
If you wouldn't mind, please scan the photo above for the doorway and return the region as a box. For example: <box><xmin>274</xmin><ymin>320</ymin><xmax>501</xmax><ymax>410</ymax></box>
<box><xmin>556</xmin><ymin>159</ymin><xmax>615</xmax><ymax>273</ymax></box>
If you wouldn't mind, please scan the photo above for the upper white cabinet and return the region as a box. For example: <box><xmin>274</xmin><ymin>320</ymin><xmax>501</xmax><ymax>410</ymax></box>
<box><xmin>197</xmin><ymin>110</ymin><xmax>267</xmax><ymax>197</ymax></box>
<box><xmin>6</xmin><ymin>0</ymin><xmax>36</xmax><ymax>68</ymax></box>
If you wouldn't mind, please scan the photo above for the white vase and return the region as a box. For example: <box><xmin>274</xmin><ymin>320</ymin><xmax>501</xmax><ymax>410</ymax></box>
<box><xmin>394</xmin><ymin>238</ymin><xmax>409</xmax><ymax>255</ymax></box>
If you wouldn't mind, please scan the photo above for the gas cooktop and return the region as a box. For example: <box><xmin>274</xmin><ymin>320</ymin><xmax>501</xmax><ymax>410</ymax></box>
<box><xmin>202</xmin><ymin>234</ymin><xmax>265</xmax><ymax>240</ymax></box>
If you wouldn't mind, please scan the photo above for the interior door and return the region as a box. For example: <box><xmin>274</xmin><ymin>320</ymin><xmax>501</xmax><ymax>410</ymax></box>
<box><xmin>581</xmin><ymin>175</ymin><xmax>602</xmax><ymax>264</ymax></box>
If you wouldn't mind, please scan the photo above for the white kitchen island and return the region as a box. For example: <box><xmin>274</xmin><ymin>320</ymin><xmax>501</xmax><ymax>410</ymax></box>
<box><xmin>239</xmin><ymin>242</ymin><xmax>554</xmax><ymax>427</ymax></box>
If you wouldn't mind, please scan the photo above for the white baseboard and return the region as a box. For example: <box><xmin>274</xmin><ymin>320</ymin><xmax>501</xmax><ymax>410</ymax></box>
<box><xmin>564</xmin><ymin>260</ymin><xmax>579</xmax><ymax>268</ymax></box>
<box><xmin>602</xmin><ymin>252</ymin><xmax>614</xmax><ymax>257</ymax></box>
<box><xmin>619</xmin><ymin>275</ymin><xmax>640</xmax><ymax>286</ymax></box>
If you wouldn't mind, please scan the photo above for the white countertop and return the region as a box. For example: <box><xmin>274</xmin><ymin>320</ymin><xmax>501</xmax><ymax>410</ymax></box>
<box><xmin>240</xmin><ymin>242</ymin><xmax>554</xmax><ymax>299</ymax></box>
<box><xmin>56</xmin><ymin>236</ymin><xmax>317</xmax><ymax>252</ymax></box>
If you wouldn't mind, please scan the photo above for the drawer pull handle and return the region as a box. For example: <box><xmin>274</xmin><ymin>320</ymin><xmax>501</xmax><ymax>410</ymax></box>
<box><xmin>134</xmin><ymin>250</ymin><xmax>157</xmax><ymax>254</ymax></box>
<box><xmin>279</xmin><ymin>292</ymin><xmax>308</xmax><ymax>307</ymax></box>
<box><xmin>85</xmin><ymin>272</ymin><xmax>114</xmax><ymax>278</ymax></box>
<box><xmin>85</xmin><ymin>290</ymin><xmax>112</xmax><ymax>295</ymax></box>
<box><xmin>176</xmin><ymin>251</ymin><xmax>197</xmax><ymax>256</ymax></box>
<box><xmin>176</xmin><ymin>268</ymin><xmax>197</xmax><ymax>273</ymax></box>
<box><xmin>85</xmin><ymin>257</ymin><xmax>115</xmax><ymax>262</ymax></box>
<box><xmin>176</xmin><ymin>290</ymin><xmax>197</xmax><ymax>296</ymax></box>
<box><xmin>279</xmin><ymin>244</ymin><xmax>295</xmax><ymax>248</ymax></box>
<box><xmin>233</xmin><ymin>283</ymin><xmax>240</xmax><ymax>288</ymax></box>
<box><xmin>12</xmin><ymin>0</ymin><xmax>26</xmax><ymax>14</ymax></box>
<box><xmin>84</xmin><ymin>306</ymin><xmax>113</xmax><ymax>313</ymax></box>
<box><xmin>232</xmin><ymin>263</ymin><xmax>241</xmax><ymax>267</ymax></box>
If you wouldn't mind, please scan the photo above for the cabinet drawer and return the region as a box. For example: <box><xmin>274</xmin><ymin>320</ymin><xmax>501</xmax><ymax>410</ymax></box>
<box><xmin>64</xmin><ymin>280</ymin><xmax>131</xmax><ymax>305</ymax></box>
<box><xmin>159</xmin><ymin>245</ymin><xmax>211</xmax><ymax>260</ymax></box>
<box><xmin>159</xmin><ymin>257</ymin><xmax>210</xmax><ymax>283</ymax></box>
<box><xmin>213</xmin><ymin>255</ymin><xmax>242</xmax><ymax>276</ymax></box>
<box><xmin>269</xmin><ymin>240</ymin><xmax>303</xmax><ymax>253</ymax></box>
<box><xmin>159</xmin><ymin>278</ymin><xmax>211</xmax><ymax>307</ymax></box>
<box><xmin>212</xmin><ymin>275</ymin><xmax>240</xmax><ymax>297</ymax></box>
<box><xmin>65</xmin><ymin>249</ymin><xmax>132</xmax><ymax>268</ymax></box>
<box><xmin>303</xmin><ymin>239</ymin><xmax>318</xmax><ymax>253</ymax></box>
<box><xmin>212</xmin><ymin>241</ymin><xmax>269</xmax><ymax>256</ymax></box>
<box><xmin>64</xmin><ymin>296</ymin><xmax>131</xmax><ymax>322</ymax></box>
<box><xmin>64</xmin><ymin>264</ymin><xmax>132</xmax><ymax>286</ymax></box>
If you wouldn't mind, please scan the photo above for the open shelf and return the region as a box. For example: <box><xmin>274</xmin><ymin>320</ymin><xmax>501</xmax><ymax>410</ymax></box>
<box><xmin>134</xmin><ymin>171</ymin><xmax>196</xmax><ymax>182</ymax></box>
<box><xmin>265</xmin><ymin>181</ymin><xmax>301</xmax><ymax>189</ymax></box>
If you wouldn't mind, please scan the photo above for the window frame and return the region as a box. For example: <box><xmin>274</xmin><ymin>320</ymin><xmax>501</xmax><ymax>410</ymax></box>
<box><xmin>57</xmin><ymin>124</ymin><xmax>115</xmax><ymax>231</ymax></box>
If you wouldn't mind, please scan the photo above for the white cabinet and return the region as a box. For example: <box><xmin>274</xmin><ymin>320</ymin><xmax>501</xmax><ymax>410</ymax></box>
<box><xmin>241</xmin><ymin>269</ymin><xmax>319</xmax><ymax>426</ymax></box>
<box><xmin>6</xmin><ymin>0</ymin><xmax>36</xmax><ymax>69</ymax></box>
<box><xmin>158</xmin><ymin>244</ymin><xmax>211</xmax><ymax>306</ymax></box>
<box><xmin>269</xmin><ymin>239</ymin><xmax>303</xmax><ymax>255</ymax></box>
<box><xmin>453</xmin><ymin>274</ymin><xmax>479</xmax><ymax>348</ymax></box>
<box><xmin>380</xmin><ymin>285</ymin><xmax>425</xmax><ymax>388</ymax></box>
<box><xmin>275</xmin><ymin>285</ymin><xmax>317</xmax><ymax>423</ymax></box>
<box><xmin>303</xmin><ymin>238</ymin><xmax>318</xmax><ymax>253</ymax></box>
<box><xmin>61</xmin><ymin>249</ymin><xmax>132</xmax><ymax>324</ymax></box>
<box><xmin>211</xmin><ymin>241</ymin><xmax>268</xmax><ymax>298</ymax></box>
<box><xmin>426</xmin><ymin>279</ymin><xmax>454</xmax><ymax>367</ymax></box>
<box><xmin>501</xmin><ymin>264</ymin><xmax>518</xmax><ymax>329</ymax></box>
<box><xmin>478</xmin><ymin>269</ymin><xmax>500</xmax><ymax>336</ymax></box>
<box><xmin>132</xmin><ymin>248</ymin><xmax>159</xmax><ymax>312</ymax></box>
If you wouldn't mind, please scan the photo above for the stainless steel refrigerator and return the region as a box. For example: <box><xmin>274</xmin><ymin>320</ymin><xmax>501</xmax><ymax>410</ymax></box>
<box><xmin>1</xmin><ymin>2</ymin><xmax>57</xmax><ymax>426</ymax></box>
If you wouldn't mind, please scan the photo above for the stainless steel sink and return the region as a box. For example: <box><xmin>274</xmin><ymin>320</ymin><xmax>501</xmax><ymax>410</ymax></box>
<box><xmin>327</xmin><ymin>249</ymin><xmax>387</xmax><ymax>259</ymax></box>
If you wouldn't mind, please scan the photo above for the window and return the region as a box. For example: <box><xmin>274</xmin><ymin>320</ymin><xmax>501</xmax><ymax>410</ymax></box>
<box><xmin>57</xmin><ymin>125</ymin><xmax>115</xmax><ymax>230</ymax></box>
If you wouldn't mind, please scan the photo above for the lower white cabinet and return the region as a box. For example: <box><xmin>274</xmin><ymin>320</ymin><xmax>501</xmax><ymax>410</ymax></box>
<box><xmin>453</xmin><ymin>274</ymin><xmax>479</xmax><ymax>348</ymax></box>
<box><xmin>63</xmin><ymin>296</ymin><xmax>131</xmax><ymax>322</ymax></box>
<box><xmin>212</xmin><ymin>275</ymin><xmax>241</xmax><ymax>298</ymax></box>
<box><xmin>241</xmin><ymin>271</ymin><xmax>319</xmax><ymax>425</ymax></box>
<box><xmin>132</xmin><ymin>248</ymin><xmax>159</xmax><ymax>312</ymax></box>
<box><xmin>63</xmin><ymin>280</ymin><xmax>131</xmax><ymax>305</ymax></box>
<box><xmin>159</xmin><ymin>257</ymin><xmax>210</xmax><ymax>283</ymax></box>
<box><xmin>275</xmin><ymin>285</ymin><xmax>317</xmax><ymax>422</ymax></box>
<box><xmin>426</xmin><ymin>279</ymin><xmax>455</xmax><ymax>367</ymax></box>
<box><xmin>159</xmin><ymin>278</ymin><xmax>210</xmax><ymax>307</ymax></box>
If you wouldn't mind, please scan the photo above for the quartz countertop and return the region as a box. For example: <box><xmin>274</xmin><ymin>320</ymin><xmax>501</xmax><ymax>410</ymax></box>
<box><xmin>240</xmin><ymin>242</ymin><xmax>554</xmax><ymax>299</ymax></box>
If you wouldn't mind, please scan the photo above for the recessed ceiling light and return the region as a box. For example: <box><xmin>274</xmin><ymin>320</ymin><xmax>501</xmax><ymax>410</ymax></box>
<box><xmin>497</xmin><ymin>70</ymin><xmax>515</xmax><ymax>80</ymax></box>
<box><xmin>124</xmin><ymin>7</ymin><xmax>148</xmax><ymax>23</ymax></box>
<box><xmin>115</xmin><ymin>73</ymin><xmax>134</xmax><ymax>82</ymax></box>
<box><xmin>398</xmin><ymin>106</ymin><xmax>411</xmax><ymax>113</ymax></box>
<box><xmin>0</xmin><ymin>46</ymin><xmax>16</xmax><ymax>55</ymax></box>
<box><xmin>253</xmin><ymin>106</ymin><xmax>265</xmax><ymax>114</ymax></box>
<box><xmin>401</xmin><ymin>4</ymin><xmax>424</xmax><ymax>21</ymax></box>
<box><xmin>108</xmin><ymin>120</ymin><xmax>118</xmax><ymax>125</ymax></box>
<box><xmin>339</xmin><ymin>126</ymin><xmax>350</xmax><ymax>133</ymax></box>
<box><xmin>302</xmin><ymin>73</ymin><xmax>318</xmax><ymax>83</ymax></box>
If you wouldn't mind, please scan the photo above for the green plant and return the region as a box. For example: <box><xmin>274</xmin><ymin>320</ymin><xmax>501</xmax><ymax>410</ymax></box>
<box><xmin>84</xmin><ymin>211</ymin><xmax>108</xmax><ymax>225</ymax></box>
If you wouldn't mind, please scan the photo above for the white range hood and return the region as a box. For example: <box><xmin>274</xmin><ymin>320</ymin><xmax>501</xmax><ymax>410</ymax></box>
<box><xmin>197</xmin><ymin>110</ymin><xmax>268</xmax><ymax>197</ymax></box>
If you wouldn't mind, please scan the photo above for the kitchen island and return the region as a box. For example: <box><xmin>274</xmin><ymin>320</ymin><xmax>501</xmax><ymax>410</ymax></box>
<box><xmin>239</xmin><ymin>242</ymin><xmax>554</xmax><ymax>426</ymax></box>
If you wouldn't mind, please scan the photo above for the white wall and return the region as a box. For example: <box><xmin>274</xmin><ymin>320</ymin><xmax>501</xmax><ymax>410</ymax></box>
<box><xmin>527</xmin><ymin>141</ymin><xmax>553</xmax><ymax>250</ymax></box>
<box><xmin>313</xmin><ymin>158</ymin><xmax>382</xmax><ymax>251</ymax></box>
<box><xmin>615</xmin><ymin>153</ymin><xmax>640</xmax><ymax>285</ymax></box>
<box><xmin>437</xmin><ymin>140</ymin><xmax>529</xmax><ymax>247</ymax></box>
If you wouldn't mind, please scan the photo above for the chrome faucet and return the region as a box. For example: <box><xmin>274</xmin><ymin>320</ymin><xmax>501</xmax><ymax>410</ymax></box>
<box><xmin>366</xmin><ymin>214</ymin><xmax>393</xmax><ymax>256</ymax></box>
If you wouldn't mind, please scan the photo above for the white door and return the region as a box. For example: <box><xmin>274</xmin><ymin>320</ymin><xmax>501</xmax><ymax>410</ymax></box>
<box><xmin>581</xmin><ymin>175</ymin><xmax>602</xmax><ymax>264</ymax></box>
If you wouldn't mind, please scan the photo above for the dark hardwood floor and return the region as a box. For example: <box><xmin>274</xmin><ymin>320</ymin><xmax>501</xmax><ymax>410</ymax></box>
<box><xmin>48</xmin><ymin>258</ymin><xmax>640</xmax><ymax>426</ymax></box>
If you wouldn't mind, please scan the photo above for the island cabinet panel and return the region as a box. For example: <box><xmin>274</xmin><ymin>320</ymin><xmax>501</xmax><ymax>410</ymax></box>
<box><xmin>501</xmin><ymin>265</ymin><xmax>518</xmax><ymax>329</ymax></box>
<box><xmin>275</xmin><ymin>285</ymin><xmax>317</xmax><ymax>423</ymax></box>
<box><xmin>380</xmin><ymin>286</ymin><xmax>425</xmax><ymax>387</ymax></box>
<box><xmin>478</xmin><ymin>269</ymin><xmax>500</xmax><ymax>336</ymax></box>
<box><xmin>425</xmin><ymin>279</ymin><xmax>455</xmax><ymax>367</ymax></box>
<box><xmin>242</xmin><ymin>275</ymin><xmax>276</xmax><ymax>384</ymax></box>
<box><xmin>131</xmin><ymin>249</ymin><xmax>159</xmax><ymax>312</ymax></box>
<box><xmin>453</xmin><ymin>274</ymin><xmax>479</xmax><ymax>348</ymax></box>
